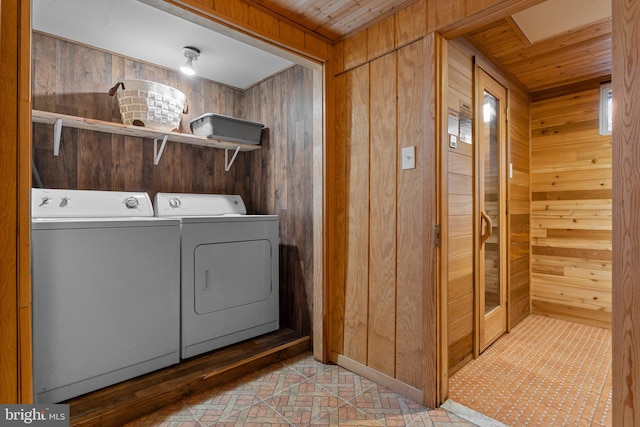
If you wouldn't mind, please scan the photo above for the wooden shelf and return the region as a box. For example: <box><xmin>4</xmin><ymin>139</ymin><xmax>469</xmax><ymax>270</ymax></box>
<box><xmin>32</xmin><ymin>109</ymin><xmax>261</xmax><ymax>169</ymax></box>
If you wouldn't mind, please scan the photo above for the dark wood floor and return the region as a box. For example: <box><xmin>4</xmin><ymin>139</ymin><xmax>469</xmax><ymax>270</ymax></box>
<box><xmin>65</xmin><ymin>329</ymin><xmax>310</xmax><ymax>427</ymax></box>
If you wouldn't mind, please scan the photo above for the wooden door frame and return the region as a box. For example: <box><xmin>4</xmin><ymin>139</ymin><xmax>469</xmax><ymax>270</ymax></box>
<box><xmin>473</xmin><ymin>66</ymin><xmax>509</xmax><ymax>357</ymax></box>
<box><xmin>0</xmin><ymin>0</ymin><xmax>33</xmax><ymax>404</ymax></box>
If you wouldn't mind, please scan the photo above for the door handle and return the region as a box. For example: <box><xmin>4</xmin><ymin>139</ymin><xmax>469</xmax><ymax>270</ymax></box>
<box><xmin>480</xmin><ymin>210</ymin><xmax>493</xmax><ymax>245</ymax></box>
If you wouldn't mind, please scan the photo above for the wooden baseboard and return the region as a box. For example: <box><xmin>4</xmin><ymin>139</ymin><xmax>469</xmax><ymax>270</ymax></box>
<box><xmin>335</xmin><ymin>354</ymin><xmax>423</xmax><ymax>404</ymax></box>
<box><xmin>66</xmin><ymin>329</ymin><xmax>310</xmax><ymax>427</ymax></box>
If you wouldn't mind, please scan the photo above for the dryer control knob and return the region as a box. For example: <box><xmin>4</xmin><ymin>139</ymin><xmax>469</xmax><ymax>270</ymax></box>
<box><xmin>169</xmin><ymin>198</ymin><xmax>181</xmax><ymax>208</ymax></box>
<box><xmin>124</xmin><ymin>196</ymin><xmax>139</xmax><ymax>209</ymax></box>
<box><xmin>39</xmin><ymin>196</ymin><xmax>51</xmax><ymax>207</ymax></box>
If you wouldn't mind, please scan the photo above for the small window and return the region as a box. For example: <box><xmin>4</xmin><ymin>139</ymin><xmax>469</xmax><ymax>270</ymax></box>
<box><xmin>600</xmin><ymin>83</ymin><xmax>612</xmax><ymax>135</ymax></box>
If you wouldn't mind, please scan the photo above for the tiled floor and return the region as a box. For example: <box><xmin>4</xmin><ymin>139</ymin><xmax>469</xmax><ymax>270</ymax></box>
<box><xmin>124</xmin><ymin>352</ymin><xmax>478</xmax><ymax>426</ymax></box>
<box><xmin>449</xmin><ymin>314</ymin><xmax>612</xmax><ymax>427</ymax></box>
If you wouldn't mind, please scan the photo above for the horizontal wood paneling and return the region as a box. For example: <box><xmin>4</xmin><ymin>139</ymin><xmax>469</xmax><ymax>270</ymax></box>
<box><xmin>530</xmin><ymin>84</ymin><xmax>612</xmax><ymax>328</ymax></box>
<box><xmin>445</xmin><ymin>41</ymin><xmax>474</xmax><ymax>377</ymax></box>
<box><xmin>32</xmin><ymin>32</ymin><xmax>316</xmax><ymax>336</ymax></box>
<box><xmin>508</xmin><ymin>84</ymin><xmax>531</xmax><ymax>329</ymax></box>
<box><xmin>444</xmin><ymin>39</ymin><xmax>531</xmax><ymax>377</ymax></box>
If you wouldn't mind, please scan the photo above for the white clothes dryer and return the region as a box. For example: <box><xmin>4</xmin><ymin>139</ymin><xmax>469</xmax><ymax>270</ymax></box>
<box><xmin>31</xmin><ymin>188</ymin><xmax>181</xmax><ymax>403</ymax></box>
<box><xmin>154</xmin><ymin>193</ymin><xmax>279</xmax><ymax>359</ymax></box>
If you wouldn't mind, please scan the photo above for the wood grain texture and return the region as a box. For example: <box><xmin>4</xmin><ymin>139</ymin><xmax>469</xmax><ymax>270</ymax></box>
<box><xmin>368</xmin><ymin>52</ymin><xmax>397</xmax><ymax>376</ymax></box>
<box><xmin>246</xmin><ymin>0</ymin><xmax>417</xmax><ymax>41</ymax></box>
<box><xmin>530</xmin><ymin>85</ymin><xmax>612</xmax><ymax>328</ymax></box>
<box><xmin>18</xmin><ymin>0</ymin><xmax>33</xmax><ymax>402</ymax></box>
<box><xmin>395</xmin><ymin>0</ymin><xmax>427</xmax><ymax>47</ymax></box>
<box><xmin>329</xmin><ymin>69</ymin><xmax>348</xmax><ymax>358</ymax></box>
<box><xmin>341</xmin><ymin>64</ymin><xmax>370</xmax><ymax>365</ymax></box>
<box><xmin>507</xmin><ymin>85</ymin><xmax>531</xmax><ymax>330</ymax></box>
<box><xmin>467</xmin><ymin>17</ymin><xmax>611</xmax><ymax>92</ymax></box>
<box><xmin>0</xmin><ymin>0</ymin><xmax>21</xmax><ymax>403</ymax></box>
<box><xmin>396</xmin><ymin>40</ymin><xmax>426</xmax><ymax>389</ymax></box>
<box><xmin>0</xmin><ymin>0</ymin><xmax>32</xmax><ymax>403</ymax></box>
<box><xmin>443</xmin><ymin>38</ymin><xmax>531</xmax><ymax>377</ymax></box>
<box><xmin>32</xmin><ymin>33</ymin><xmax>316</xmax><ymax>338</ymax></box>
<box><xmin>242</xmin><ymin>64</ymin><xmax>317</xmax><ymax>337</ymax></box>
<box><xmin>612</xmin><ymin>0</ymin><xmax>640</xmax><ymax>424</ymax></box>
<box><xmin>367</xmin><ymin>16</ymin><xmax>395</xmax><ymax>61</ymax></box>
<box><xmin>445</xmin><ymin>40</ymin><xmax>474</xmax><ymax>377</ymax></box>
<box><xmin>429</xmin><ymin>0</ymin><xmax>545</xmax><ymax>38</ymax></box>
<box><xmin>330</xmin><ymin>36</ymin><xmax>435</xmax><ymax>398</ymax></box>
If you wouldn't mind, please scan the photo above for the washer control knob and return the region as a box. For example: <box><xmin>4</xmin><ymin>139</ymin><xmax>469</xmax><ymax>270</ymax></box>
<box><xmin>39</xmin><ymin>196</ymin><xmax>51</xmax><ymax>207</ymax></box>
<box><xmin>169</xmin><ymin>198</ymin><xmax>181</xmax><ymax>208</ymax></box>
<box><xmin>59</xmin><ymin>197</ymin><xmax>70</xmax><ymax>207</ymax></box>
<box><xmin>124</xmin><ymin>196</ymin><xmax>139</xmax><ymax>209</ymax></box>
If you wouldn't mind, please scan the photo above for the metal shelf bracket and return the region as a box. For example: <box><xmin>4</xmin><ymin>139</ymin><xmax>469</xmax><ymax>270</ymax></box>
<box><xmin>53</xmin><ymin>118</ymin><xmax>63</xmax><ymax>156</ymax></box>
<box><xmin>154</xmin><ymin>135</ymin><xmax>169</xmax><ymax>165</ymax></box>
<box><xmin>224</xmin><ymin>146</ymin><xmax>241</xmax><ymax>172</ymax></box>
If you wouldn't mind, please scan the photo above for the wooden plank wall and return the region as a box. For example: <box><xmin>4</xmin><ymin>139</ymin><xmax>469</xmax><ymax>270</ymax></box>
<box><xmin>329</xmin><ymin>1</ymin><xmax>431</xmax><ymax>396</ymax></box>
<box><xmin>31</xmin><ymin>32</ymin><xmax>316</xmax><ymax>336</ymax></box>
<box><xmin>445</xmin><ymin>41</ymin><xmax>475</xmax><ymax>376</ymax></box>
<box><xmin>507</xmin><ymin>70</ymin><xmax>531</xmax><ymax>330</ymax></box>
<box><xmin>612</xmin><ymin>0</ymin><xmax>640</xmax><ymax>424</ymax></box>
<box><xmin>444</xmin><ymin>39</ymin><xmax>531</xmax><ymax>377</ymax></box>
<box><xmin>530</xmin><ymin>83</ymin><xmax>612</xmax><ymax>329</ymax></box>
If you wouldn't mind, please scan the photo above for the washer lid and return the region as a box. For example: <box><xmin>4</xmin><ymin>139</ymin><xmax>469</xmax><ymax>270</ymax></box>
<box><xmin>31</xmin><ymin>188</ymin><xmax>154</xmax><ymax>218</ymax></box>
<box><xmin>154</xmin><ymin>193</ymin><xmax>247</xmax><ymax>217</ymax></box>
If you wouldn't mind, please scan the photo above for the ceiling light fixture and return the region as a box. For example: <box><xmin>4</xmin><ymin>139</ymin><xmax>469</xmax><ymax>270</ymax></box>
<box><xmin>180</xmin><ymin>46</ymin><xmax>200</xmax><ymax>76</ymax></box>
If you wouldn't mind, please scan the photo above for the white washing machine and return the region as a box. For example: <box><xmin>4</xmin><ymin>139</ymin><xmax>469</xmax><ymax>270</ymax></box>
<box><xmin>154</xmin><ymin>193</ymin><xmax>279</xmax><ymax>359</ymax></box>
<box><xmin>31</xmin><ymin>188</ymin><xmax>181</xmax><ymax>403</ymax></box>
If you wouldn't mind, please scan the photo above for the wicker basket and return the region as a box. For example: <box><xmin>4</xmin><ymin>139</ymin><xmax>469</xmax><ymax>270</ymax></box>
<box><xmin>108</xmin><ymin>79</ymin><xmax>187</xmax><ymax>132</ymax></box>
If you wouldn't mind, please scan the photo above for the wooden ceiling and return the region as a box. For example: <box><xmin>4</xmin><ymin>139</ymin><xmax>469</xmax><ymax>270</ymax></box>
<box><xmin>246</xmin><ymin>0</ymin><xmax>612</xmax><ymax>93</ymax></box>
<box><xmin>466</xmin><ymin>17</ymin><xmax>612</xmax><ymax>93</ymax></box>
<box><xmin>246</xmin><ymin>0</ymin><xmax>418</xmax><ymax>41</ymax></box>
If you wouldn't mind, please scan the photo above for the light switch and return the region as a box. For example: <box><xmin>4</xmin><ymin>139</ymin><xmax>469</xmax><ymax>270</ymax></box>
<box><xmin>401</xmin><ymin>146</ymin><xmax>415</xmax><ymax>170</ymax></box>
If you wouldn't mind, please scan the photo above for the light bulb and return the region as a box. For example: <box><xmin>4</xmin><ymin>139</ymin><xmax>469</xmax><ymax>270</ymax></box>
<box><xmin>180</xmin><ymin>58</ymin><xmax>196</xmax><ymax>75</ymax></box>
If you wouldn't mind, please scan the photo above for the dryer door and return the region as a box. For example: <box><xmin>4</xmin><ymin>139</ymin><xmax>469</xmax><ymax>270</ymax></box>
<box><xmin>194</xmin><ymin>239</ymin><xmax>273</xmax><ymax>314</ymax></box>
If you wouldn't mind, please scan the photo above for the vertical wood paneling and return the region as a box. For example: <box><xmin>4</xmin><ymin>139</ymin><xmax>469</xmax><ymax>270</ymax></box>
<box><xmin>344</xmin><ymin>31</ymin><xmax>368</xmax><ymax>71</ymax></box>
<box><xmin>368</xmin><ymin>52</ymin><xmax>397</xmax><ymax>376</ymax></box>
<box><xmin>243</xmin><ymin>65</ymin><xmax>316</xmax><ymax>336</ymax></box>
<box><xmin>0</xmin><ymin>0</ymin><xmax>21</xmax><ymax>403</ymax></box>
<box><xmin>331</xmin><ymin>35</ymin><xmax>434</xmax><ymax>398</ymax></box>
<box><xmin>396</xmin><ymin>40</ymin><xmax>426</xmax><ymax>389</ymax></box>
<box><xmin>612</xmin><ymin>0</ymin><xmax>640</xmax><ymax>423</ymax></box>
<box><xmin>395</xmin><ymin>0</ymin><xmax>426</xmax><ymax>47</ymax></box>
<box><xmin>367</xmin><ymin>16</ymin><xmax>395</xmax><ymax>61</ymax></box>
<box><xmin>330</xmin><ymin>69</ymin><xmax>348</xmax><ymax>357</ymax></box>
<box><xmin>18</xmin><ymin>0</ymin><xmax>33</xmax><ymax>402</ymax></box>
<box><xmin>530</xmin><ymin>85</ymin><xmax>612</xmax><ymax>329</ymax></box>
<box><xmin>31</xmin><ymin>33</ymin><xmax>316</xmax><ymax>338</ymax></box>
<box><xmin>342</xmin><ymin>64</ymin><xmax>370</xmax><ymax>364</ymax></box>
